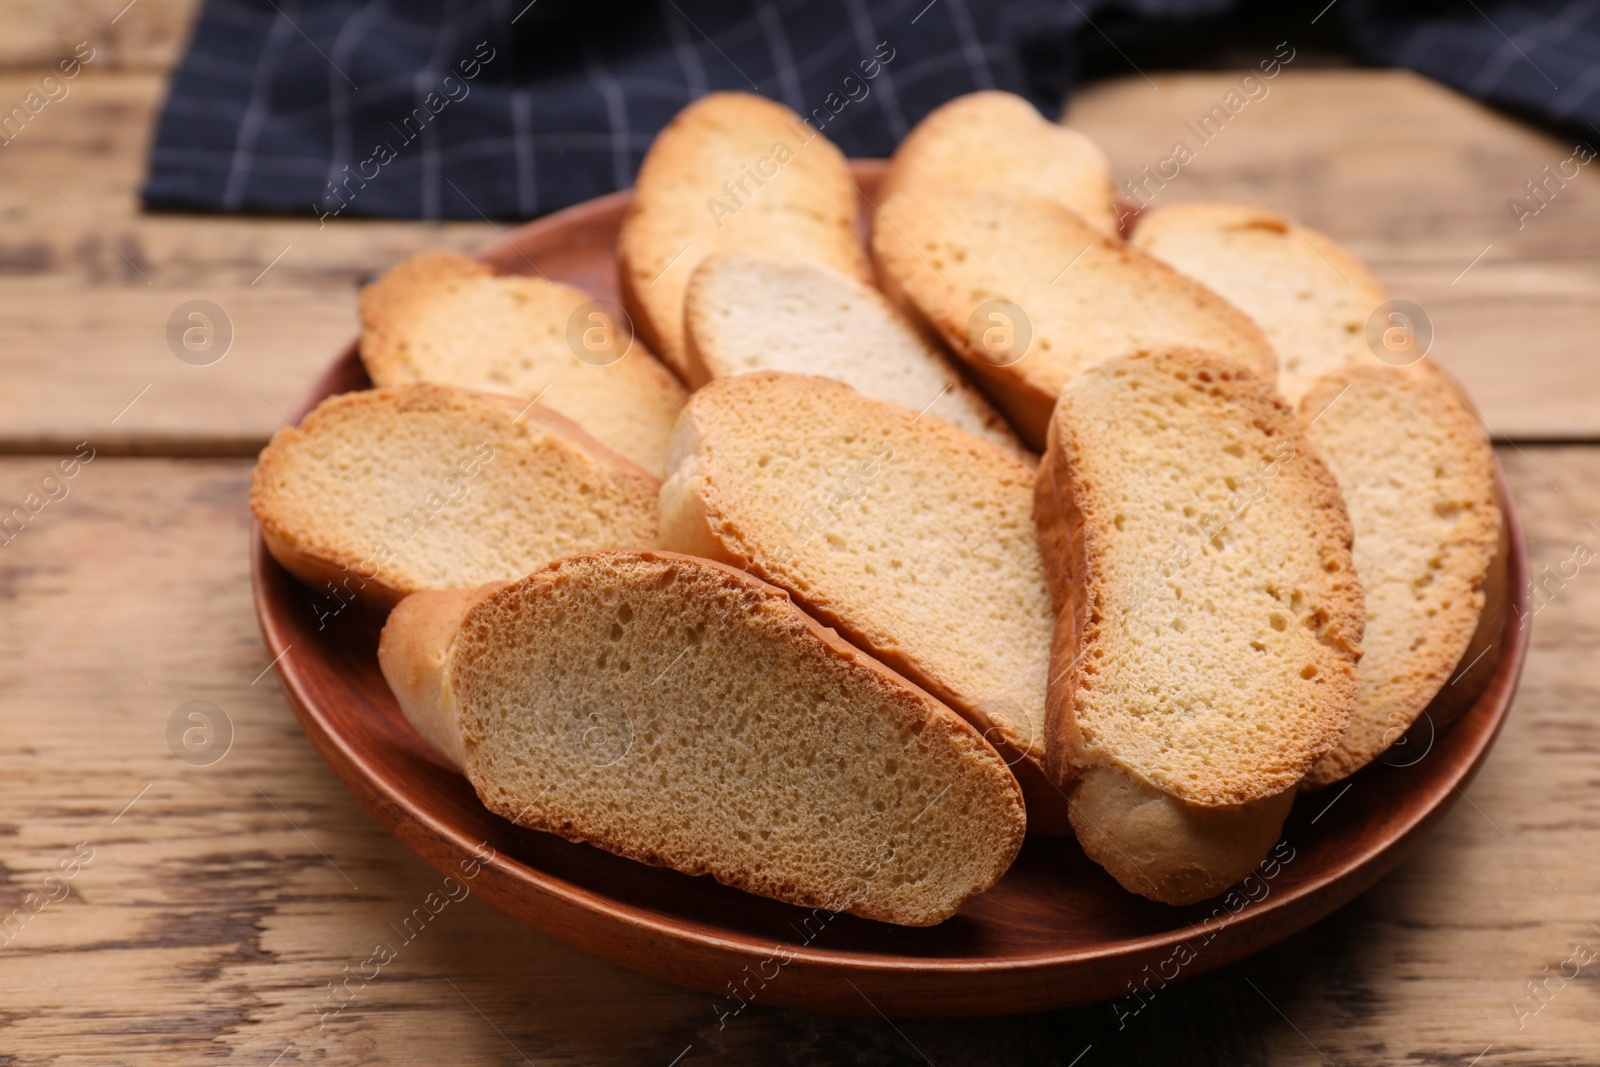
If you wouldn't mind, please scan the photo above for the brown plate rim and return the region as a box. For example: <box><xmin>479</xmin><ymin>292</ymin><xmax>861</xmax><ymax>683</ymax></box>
<box><xmin>249</xmin><ymin>166</ymin><xmax>1530</xmax><ymax>1013</ymax></box>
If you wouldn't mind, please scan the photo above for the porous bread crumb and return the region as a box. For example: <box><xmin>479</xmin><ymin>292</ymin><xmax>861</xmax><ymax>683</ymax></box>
<box><xmin>1037</xmin><ymin>348</ymin><xmax>1361</xmax><ymax>805</ymax></box>
<box><xmin>1299</xmin><ymin>361</ymin><xmax>1500</xmax><ymax>786</ymax></box>
<box><xmin>683</xmin><ymin>252</ymin><xmax>1024</xmax><ymax>453</ymax></box>
<box><xmin>359</xmin><ymin>251</ymin><xmax>687</xmax><ymax>476</ymax></box>
<box><xmin>450</xmin><ymin>550</ymin><xmax>1027</xmax><ymax>926</ymax></box>
<box><xmin>618</xmin><ymin>92</ymin><xmax>871</xmax><ymax>377</ymax></box>
<box><xmin>872</xmin><ymin>189</ymin><xmax>1275</xmax><ymax>449</ymax></box>
<box><xmin>250</xmin><ymin>383</ymin><xmax>659</xmax><ymax>604</ymax></box>
<box><xmin>881</xmin><ymin>90</ymin><xmax>1119</xmax><ymax>235</ymax></box>
<box><xmin>1132</xmin><ymin>204</ymin><xmax>1391</xmax><ymax>403</ymax></box>
<box><xmin>657</xmin><ymin>372</ymin><xmax>1055</xmax><ymax>773</ymax></box>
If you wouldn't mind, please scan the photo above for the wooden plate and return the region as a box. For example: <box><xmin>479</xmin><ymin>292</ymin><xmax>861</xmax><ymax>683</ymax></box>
<box><xmin>251</xmin><ymin>163</ymin><xmax>1530</xmax><ymax>1017</ymax></box>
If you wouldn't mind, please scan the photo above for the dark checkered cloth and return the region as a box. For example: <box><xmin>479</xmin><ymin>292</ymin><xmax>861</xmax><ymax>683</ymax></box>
<box><xmin>1347</xmin><ymin>0</ymin><xmax>1600</xmax><ymax>135</ymax></box>
<box><xmin>141</xmin><ymin>0</ymin><xmax>1600</xmax><ymax>221</ymax></box>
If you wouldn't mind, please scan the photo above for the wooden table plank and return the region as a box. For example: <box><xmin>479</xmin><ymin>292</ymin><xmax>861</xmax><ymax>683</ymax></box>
<box><xmin>0</xmin><ymin>0</ymin><xmax>198</xmax><ymax>72</ymax></box>
<box><xmin>0</xmin><ymin>70</ymin><xmax>495</xmax><ymax>455</ymax></box>
<box><xmin>1</xmin><ymin>68</ymin><xmax>1596</xmax><ymax>455</ymax></box>
<box><xmin>1</xmin><ymin>450</ymin><xmax>1595</xmax><ymax>1064</ymax></box>
<box><xmin>6</xmin><ymin>22</ymin><xmax>1599</xmax><ymax>1059</ymax></box>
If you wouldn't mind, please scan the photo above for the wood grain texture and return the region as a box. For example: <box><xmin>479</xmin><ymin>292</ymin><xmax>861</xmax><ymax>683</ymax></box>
<box><xmin>0</xmin><ymin>0</ymin><xmax>196</xmax><ymax>72</ymax></box>
<box><xmin>0</xmin><ymin>69</ymin><xmax>496</xmax><ymax>456</ymax></box>
<box><xmin>3</xmin><ymin>4</ymin><xmax>1598</xmax><ymax>1054</ymax></box>
<box><xmin>0</xmin><ymin>64</ymin><xmax>1595</xmax><ymax>453</ymax></box>
<box><xmin>1</xmin><ymin>450</ymin><xmax>1595</xmax><ymax>1063</ymax></box>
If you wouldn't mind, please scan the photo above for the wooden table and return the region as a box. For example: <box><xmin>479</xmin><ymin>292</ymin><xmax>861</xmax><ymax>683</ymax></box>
<box><xmin>3</xmin><ymin>4</ymin><xmax>1598</xmax><ymax>1063</ymax></box>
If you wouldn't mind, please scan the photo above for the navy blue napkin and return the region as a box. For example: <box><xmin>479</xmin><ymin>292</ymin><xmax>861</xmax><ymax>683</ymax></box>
<box><xmin>141</xmin><ymin>0</ymin><xmax>1600</xmax><ymax>221</ymax></box>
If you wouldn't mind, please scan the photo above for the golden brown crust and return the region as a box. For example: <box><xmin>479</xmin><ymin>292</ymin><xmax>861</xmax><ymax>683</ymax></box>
<box><xmin>357</xmin><ymin>250</ymin><xmax>688</xmax><ymax>476</ymax></box>
<box><xmin>1131</xmin><ymin>203</ymin><xmax>1392</xmax><ymax>403</ymax></box>
<box><xmin>259</xmin><ymin>524</ymin><xmax>412</xmax><ymax>610</ymax></box>
<box><xmin>675</xmin><ymin>488</ymin><xmax>1047</xmax><ymax>770</ymax></box>
<box><xmin>1133</xmin><ymin>204</ymin><xmax>1385</xmax><ymax>296</ymax></box>
<box><xmin>1033</xmin><ymin>426</ymin><xmax>1093</xmax><ymax>799</ymax></box>
<box><xmin>1068</xmin><ymin>764</ymin><xmax>1294</xmax><ymax>905</ymax></box>
<box><xmin>615</xmin><ymin>228</ymin><xmax>667</xmax><ymax>372</ymax></box>
<box><xmin>250</xmin><ymin>383</ymin><xmax>660</xmax><ymax>607</ymax></box>
<box><xmin>880</xmin><ymin>90</ymin><xmax>1119</xmax><ymax>235</ymax></box>
<box><xmin>617</xmin><ymin>92</ymin><xmax>871</xmax><ymax>377</ymax></box>
<box><xmin>659</xmin><ymin>372</ymin><xmax>1051</xmax><ymax>767</ymax></box>
<box><xmin>1298</xmin><ymin>360</ymin><xmax>1502</xmax><ymax>786</ymax></box>
<box><xmin>452</xmin><ymin>550</ymin><xmax>1027</xmax><ymax>925</ymax></box>
<box><xmin>682</xmin><ymin>251</ymin><xmax>1027</xmax><ymax>453</ymax></box>
<box><xmin>357</xmin><ymin>251</ymin><xmax>490</xmax><ymax>386</ymax></box>
<box><xmin>378</xmin><ymin>582</ymin><xmax>508</xmax><ymax>769</ymax></box>
<box><xmin>657</xmin><ymin>372</ymin><xmax>1068</xmax><ymax>832</ymax></box>
<box><xmin>871</xmin><ymin>189</ymin><xmax>1276</xmax><ymax>450</ymax></box>
<box><xmin>680</xmin><ymin>263</ymin><xmax>720</xmax><ymax>391</ymax></box>
<box><xmin>1424</xmin><ymin>495</ymin><xmax>1508</xmax><ymax>735</ymax></box>
<box><xmin>1006</xmin><ymin>751</ymin><xmax>1075</xmax><ymax>837</ymax></box>
<box><xmin>1038</xmin><ymin>347</ymin><xmax>1361</xmax><ymax>806</ymax></box>
<box><xmin>869</xmin><ymin>251</ymin><xmax>1061</xmax><ymax>444</ymax></box>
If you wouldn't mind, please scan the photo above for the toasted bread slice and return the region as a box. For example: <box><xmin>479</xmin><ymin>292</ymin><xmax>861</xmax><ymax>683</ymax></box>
<box><xmin>1068</xmin><ymin>765</ymin><xmax>1294</xmax><ymax>906</ymax></box>
<box><xmin>250</xmin><ymin>384</ymin><xmax>659</xmax><ymax>607</ymax></box>
<box><xmin>1131</xmin><ymin>204</ymin><xmax>1390</xmax><ymax>403</ymax></box>
<box><xmin>1299</xmin><ymin>361</ymin><xmax>1501</xmax><ymax>787</ymax></box>
<box><xmin>438</xmin><ymin>550</ymin><xmax>1025</xmax><ymax>926</ymax></box>
<box><xmin>1035</xmin><ymin>348</ymin><xmax>1361</xmax><ymax>805</ymax></box>
<box><xmin>657</xmin><ymin>372</ymin><xmax>1057</xmax><ymax>792</ymax></box>
<box><xmin>881</xmin><ymin>91</ymin><xmax>1118</xmax><ymax>235</ymax></box>
<box><xmin>683</xmin><ymin>252</ymin><xmax>1023</xmax><ymax>452</ymax></box>
<box><xmin>378</xmin><ymin>582</ymin><xmax>506</xmax><ymax>769</ymax></box>
<box><xmin>359</xmin><ymin>251</ymin><xmax>688</xmax><ymax>476</ymax></box>
<box><xmin>872</xmin><ymin>189</ymin><xmax>1275</xmax><ymax>449</ymax></box>
<box><xmin>618</xmin><ymin>92</ymin><xmax>872</xmax><ymax>377</ymax></box>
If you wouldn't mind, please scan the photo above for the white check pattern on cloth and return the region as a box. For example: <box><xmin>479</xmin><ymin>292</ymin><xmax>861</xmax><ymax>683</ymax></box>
<box><xmin>145</xmin><ymin>0</ymin><xmax>1600</xmax><ymax>221</ymax></box>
